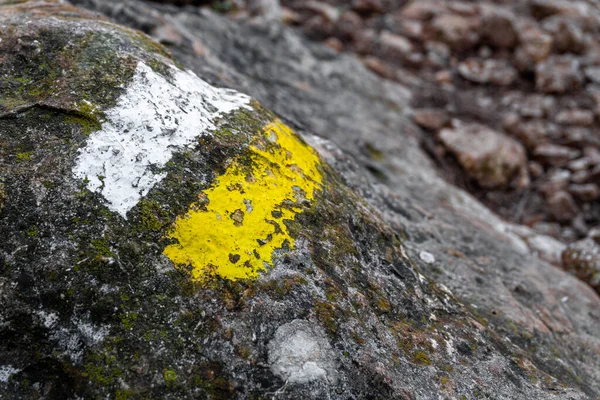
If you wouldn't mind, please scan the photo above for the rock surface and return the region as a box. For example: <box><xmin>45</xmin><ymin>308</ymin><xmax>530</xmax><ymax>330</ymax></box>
<box><xmin>1</xmin><ymin>0</ymin><xmax>600</xmax><ymax>399</ymax></box>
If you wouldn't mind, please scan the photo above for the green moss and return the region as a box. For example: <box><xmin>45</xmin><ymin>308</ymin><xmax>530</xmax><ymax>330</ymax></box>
<box><xmin>164</xmin><ymin>368</ymin><xmax>177</xmax><ymax>384</ymax></box>
<box><xmin>412</xmin><ymin>350</ymin><xmax>431</xmax><ymax>366</ymax></box>
<box><xmin>314</xmin><ymin>300</ymin><xmax>338</xmax><ymax>335</ymax></box>
<box><xmin>115</xmin><ymin>389</ymin><xmax>135</xmax><ymax>400</ymax></box>
<box><xmin>15</xmin><ymin>151</ymin><xmax>33</xmax><ymax>162</ymax></box>
<box><xmin>133</xmin><ymin>200</ymin><xmax>171</xmax><ymax>234</ymax></box>
<box><xmin>82</xmin><ymin>353</ymin><xmax>124</xmax><ymax>387</ymax></box>
<box><xmin>25</xmin><ymin>225</ymin><xmax>39</xmax><ymax>238</ymax></box>
<box><xmin>120</xmin><ymin>312</ymin><xmax>138</xmax><ymax>331</ymax></box>
<box><xmin>64</xmin><ymin>114</ymin><xmax>102</xmax><ymax>135</ymax></box>
<box><xmin>91</xmin><ymin>239</ymin><xmax>114</xmax><ymax>257</ymax></box>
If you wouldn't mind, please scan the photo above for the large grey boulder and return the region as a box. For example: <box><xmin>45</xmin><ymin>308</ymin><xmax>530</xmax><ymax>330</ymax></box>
<box><xmin>1</xmin><ymin>0</ymin><xmax>599</xmax><ymax>399</ymax></box>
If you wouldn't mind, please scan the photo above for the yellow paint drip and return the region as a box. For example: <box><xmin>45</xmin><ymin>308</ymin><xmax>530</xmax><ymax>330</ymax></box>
<box><xmin>163</xmin><ymin>120</ymin><xmax>323</xmax><ymax>281</ymax></box>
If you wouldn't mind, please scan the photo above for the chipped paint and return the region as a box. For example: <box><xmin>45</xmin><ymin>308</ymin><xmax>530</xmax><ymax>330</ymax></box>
<box><xmin>73</xmin><ymin>61</ymin><xmax>251</xmax><ymax>217</ymax></box>
<box><xmin>163</xmin><ymin>120</ymin><xmax>322</xmax><ymax>281</ymax></box>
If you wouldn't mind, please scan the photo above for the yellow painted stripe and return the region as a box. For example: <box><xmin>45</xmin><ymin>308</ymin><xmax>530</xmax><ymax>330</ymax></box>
<box><xmin>163</xmin><ymin>120</ymin><xmax>323</xmax><ymax>281</ymax></box>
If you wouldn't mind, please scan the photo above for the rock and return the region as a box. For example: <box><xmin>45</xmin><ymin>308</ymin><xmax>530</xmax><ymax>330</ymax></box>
<box><xmin>299</xmin><ymin>1</ymin><xmax>339</xmax><ymax>23</ymax></box>
<box><xmin>562</xmin><ymin>238</ymin><xmax>600</xmax><ymax>294</ymax></box>
<box><xmin>248</xmin><ymin>0</ymin><xmax>282</xmax><ymax>21</ymax></box>
<box><xmin>335</xmin><ymin>10</ymin><xmax>363</xmax><ymax>40</ymax></box>
<box><xmin>431</xmin><ymin>14</ymin><xmax>480</xmax><ymax>52</ymax></box>
<box><xmin>529</xmin><ymin>161</ymin><xmax>544</xmax><ymax>178</ymax></box>
<box><xmin>377</xmin><ymin>31</ymin><xmax>413</xmax><ymax>61</ymax></box>
<box><xmin>479</xmin><ymin>6</ymin><xmax>519</xmax><ymax>49</ymax></box>
<box><xmin>351</xmin><ymin>0</ymin><xmax>384</xmax><ymax>15</ymax></box>
<box><xmin>505</xmin><ymin>120</ymin><xmax>558</xmax><ymax>150</ymax></box>
<box><xmin>400</xmin><ymin>0</ymin><xmax>440</xmax><ymax>21</ymax></box>
<box><xmin>568</xmin><ymin>157</ymin><xmax>593</xmax><ymax>172</ymax></box>
<box><xmin>362</xmin><ymin>56</ymin><xmax>397</xmax><ymax>80</ymax></box>
<box><xmin>538</xmin><ymin>169</ymin><xmax>571</xmax><ymax>198</ymax></box>
<box><xmin>555</xmin><ymin>109</ymin><xmax>595</xmax><ymax>126</ymax></box>
<box><xmin>303</xmin><ymin>13</ymin><xmax>335</xmax><ymax>40</ymax></box>
<box><xmin>569</xmin><ymin>183</ymin><xmax>600</xmax><ymax>201</ymax></box>
<box><xmin>434</xmin><ymin>69</ymin><xmax>453</xmax><ymax>84</ymax></box>
<box><xmin>412</xmin><ymin>108</ymin><xmax>449</xmax><ymax>130</ymax></box>
<box><xmin>457</xmin><ymin>58</ymin><xmax>518</xmax><ymax>86</ymax></box>
<box><xmin>391</xmin><ymin>18</ymin><xmax>423</xmax><ymax>40</ymax></box>
<box><xmin>543</xmin><ymin>16</ymin><xmax>586</xmax><ymax>54</ymax></box>
<box><xmin>424</xmin><ymin>40</ymin><xmax>450</xmax><ymax>67</ymax></box>
<box><xmin>4</xmin><ymin>0</ymin><xmax>600</xmax><ymax>398</ymax></box>
<box><xmin>515</xmin><ymin>25</ymin><xmax>553</xmax><ymax>69</ymax></box>
<box><xmin>438</xmin><ymin>122</ymin><xmax>529</xmax><ymax>188</ymax></box>
<box><xmin>504</xmin><ymin>93</ymin><xmax>555</xmax><ymax>119</ymax></box>
<box><xmin>324</xmin><ymin>37</ymin><xmax>344</xmax><ymax>52</ymax></box>
<box><xmin>584</xmin><ymin>66</ymin><xmax>600</xmax><ymax>84</ymax></box>
<box><xmin>535</xmin><ymin>56</ymin><xmax>584</xmax><ymax>93</ymax></box>
<box><xmin>351</xmin><ymin>28</ymin><xmax>377</xmax><ymax>54</ymax></box>
<box><xmin>533</xmin><ymin>144</ymin><xmax>581</xmax><ymax>167</ymax></box>
<box><xmin>547</xmin><ymin>191</ymin><xmax>580</xmax><ymax>222</ymax></box>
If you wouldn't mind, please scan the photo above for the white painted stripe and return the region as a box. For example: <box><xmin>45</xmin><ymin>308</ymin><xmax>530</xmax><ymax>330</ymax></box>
<box><xmin>73</xmin><ymin>61</ymin><xmax>251</xmax><ymax>217</ymax></box>
<box><xmin>0</xmin><ymin>365</ymin><xmax>20</xmax><ymax>383</ymax></box>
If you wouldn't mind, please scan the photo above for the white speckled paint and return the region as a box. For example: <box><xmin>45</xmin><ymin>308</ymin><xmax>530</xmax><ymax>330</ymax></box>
<box><xmin>73</xmin><ymin>61</ymin><xmax>251</xmax><ymax>217</ymax></box>
<box><xmin>0</xmin><ymin>365</ymin><xmax>20</xmax><ymax>383</ymax></box>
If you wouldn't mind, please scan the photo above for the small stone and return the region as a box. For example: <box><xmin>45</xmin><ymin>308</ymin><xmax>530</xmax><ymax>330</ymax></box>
<box><xmin>303</xmin><ymin>14</ymin><xmax>335</xmax><ymax>40</ymax></box>
<box><xmin>561</xmin><ymin>127</ymin><xmax>594</xmax><ymax>147</ymax></box>
<box><xmin>378</xmin><ymin>31</ymin><xmax>413</xmax><ymax>61</ymax></box>
<box><xmin>362</xmin><ymin>56</ymin><xmax>396</xmax><ymax>80</ymax></box>
<box><xmin>543</xmin><ymin>16</ymin><xmax>586</xmax><ymax>54</ymax></box>
<box><xmin>507</xmin><ymin>120</ymin><xmax>558</xmax><ymax>150</ymax></box>
<box><xmin>336</xmin><ymin>10</ymin><xmax>363</xmax><ymax>40</ymax></box>
<box><xmin>438</xmin><ymin>121</ymin><xmax>529</xmax><ymax>188</ymax></box>
<box><xmin>392</xmin><ymin>19</ymin><xmax>423</xmax><ymax>39</ymax></box>
<box><xmin>324</xmin><ymin>37</ymin><xmax>344</xmax><ymax>52</ymax></box>
<box><xmin>352</xmin><ymin>28</ymin><xmax>377</xmax><ymax>54</ymax></box>
<box><xmin>533</xmin><ymin>144</ymin><xmax>581</xmax><ymax>166</ymax></box>
<box><xmin>151</xmin><ymin>23</ymin><xmax>184</xmax><ymax>46</ymax></box>
<box><xmin>569</xmin><ymin>183</ymin><xmax>600</xmax><ymax>201</ymax></box>
<box><xmin>535</xmin><ymin>56</ymin><xmax>584</xmax><ymax>94</ymax></box>
<box><xmin>447</xmin><ymin>2</ymin><xmax>477</xmax><ymax>16</ymax></box>
<box><xmin>538</xmin><ymin>168</ymin><xmax>571</xmax><ymax>198</ymax></box>
<box><xmin>431</xmin><ymin>14</ymin><xmax>480</xmax><ymax>52</ymax></box>
<box><xmin>248</xmin><ymin>0</ymin><xmax>282</xmax><ymax>21</ymax></box>
<box><xmin>515</xmin><ymin>25</ymin><xmax>553</xmax><ymax>66</ymax></box>
<box><xmin>480</xmin><ymin>7</ymin><xmax>519</xmax><ymax>49</ymax></box>
<box><xmin>412</xmin><ymin>108</ymin><xmax>449</xmax><ymax>130</ymax></box>
<box><xmin>584</xmin><ymin>66</ymin><xmax>600</xmax><ymax>84</ymax></box>
<box><xmin>457</xmin><ymin>58</ymin><xmax>518</xmax><ymax>86</ymax></box>
<box><xmin>571</xmin><ymin>169</ymin><xmax>592</xmax><ymax>184</ymax></box>
<box><xmin>528</xmin><ymin>161</ymin><xmax>544</xmax><ymax>178</ymax></box>
<box><xmin>555</xmin><ymin>109</ymin><xmax>595</xmax><ymax>126</ymax></box>
<box><xmin>419</xmin><ymin>251</ymin><xmax>435</xmax><ymax>264</ymax></box>
<box><xmin>425</xmin><ymin>41</ymin><xmax>450</xmax><ymax>67</ymax></box>
<box><xmin>351</xmin><ymin>0</ymin><xmax>384</xmax><ymax>15</ymax></box>
<box><xmin>562</xmin><ymin>238</ymin><xmax>600</xmax><ymax>293</ymax></box>
<box><xmin>400</xmin><ymin>1</ymin><xmax>440</xmax><ymax>21</ymax></box>
<box><xmin>301</xmin><ymin>1</ymin><xmax>339</xmax><ymax>23</ymax></box>
<box><xmin>568</xmin><ymin>157</ymin><xmax>593</xmax><ymax>172</ymax></box>
<box><xmin>435</xmin><ymin>70</ymin><xmax>453</xmax><ymax>85</ymax></box>
<box><xmin>547</xmin><ymin>191</ymin><xmax>579</xmax><ymax>222</ymax></box>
